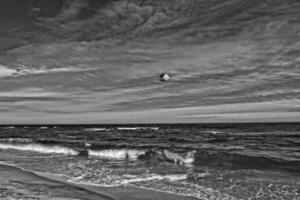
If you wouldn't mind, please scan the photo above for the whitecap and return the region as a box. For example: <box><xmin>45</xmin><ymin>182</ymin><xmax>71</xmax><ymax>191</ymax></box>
<box><xmin>88</xmin><ymin>149</ymin><xmax>146</xmax><ymax>160</ymax></box>
<box><xmin>84</xmin><ymin>128</ymin><xmax>108</xmax><ymax>131</ymax></box>
<box><xmin>0</xmin><ymin>143</ymin><xmax>78</xmax><ymax>155</ymax></box>
<box><xmin>162</xmin><ymin>149</ymin><xmax>195</xmax><ymax>164</ymax></box>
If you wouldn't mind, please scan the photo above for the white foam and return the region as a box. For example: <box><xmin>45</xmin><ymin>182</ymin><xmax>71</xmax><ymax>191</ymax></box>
<box><xmin>40</xmin><ymin>126</ymin><xmax>48</xmax><ymax>129</ymax></box>
<box><xmin>117</xmin><ymin>127</ymin><xmax>140</xmax><ymax>130</ymax></box>
<box><xmin>117</xmin><ymin>127</ymin><xmax>159</xmax><ymax>131</ymax></box>
<box><xmin>162</xmin><ymin>150</ymin><xmax>195</xmax><ymax>164</ymax></box>
<box><xmin>0</xmin><ymin>138</ymin><xmax>33</xmax><ymax>143</ymax></box>
<box><xmin>88</xmin><ymin>149</ymin><xmax>146</xmax><ymax>160</ymax></box>
<box><xmin>84</xmin><ymin>142</ymin><xmax>92</xmax><ymax>147</ymax></box>
<box><xmin>71</xmin><ymin>171</ymin><xmax>187</xmax><ymax>187</ymax></box>
<box><xmin>0</xmin><ymin>143</ymin><xmax>78</xmax><ymax>155</ymax></box>
<box><xmin>119</xmin><ymin>174</ymin><xmax>187</xmax><ymax>185</ymax></box>
<box><xmin>135</xmin><ymin>180</ymin><xmax>237</xmax><ymax>200</ymax></box>
<box><xmin>85</xmin><ymin>128</ymin><xmax>108</xmax><ymax>131</ymax></box>
<box><xmin>5</xmin><ymin>126</ymin><xmax>15</xmax><ymax>129</ymax></box>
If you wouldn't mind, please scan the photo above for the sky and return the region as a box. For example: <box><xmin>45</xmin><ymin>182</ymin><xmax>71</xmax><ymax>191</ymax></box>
<box><xmin>0</xmin><ymin>0</ymin><xmax>299</xmax><ymax>124</ymax></box>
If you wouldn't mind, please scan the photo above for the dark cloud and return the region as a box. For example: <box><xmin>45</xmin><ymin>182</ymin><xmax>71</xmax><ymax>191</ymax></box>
<box><xmin>30</xmin><ymin>0</ymin><xmax>270</xmax><ymax>41</ymax></box>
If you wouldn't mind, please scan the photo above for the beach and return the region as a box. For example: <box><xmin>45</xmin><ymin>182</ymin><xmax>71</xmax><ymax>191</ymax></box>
<box><xmin>0</xmin><ymin>163</ymin><xmax>198</xmax><ymax>200</ymax></box>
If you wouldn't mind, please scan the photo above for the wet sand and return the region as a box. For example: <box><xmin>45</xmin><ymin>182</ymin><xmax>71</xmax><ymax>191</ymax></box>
<box><xmin>0</xmin><ymin>164</ymin><xmax>198</xmax><ymax>200</ymax></box>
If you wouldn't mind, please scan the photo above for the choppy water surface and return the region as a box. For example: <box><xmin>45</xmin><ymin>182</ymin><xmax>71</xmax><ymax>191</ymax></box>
<box><xmin>0</xmin><ymin>123</ymin><xmax>299</xmax><ymax>199</ymax></box>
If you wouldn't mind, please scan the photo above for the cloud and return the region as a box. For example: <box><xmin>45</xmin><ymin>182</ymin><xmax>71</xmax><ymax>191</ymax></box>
<box><xmin>0</xmin><ymin>1</ymin><xmax>300</xmax><ymax>123</ymax></box>
<box><xmin>1</xmin><ymin>99</ymin><xmax>299</xmax><ymax>124</ymax></box>
<box><xmin>37</xmin><ymin>0</ymin><xmax>246</xmax><ymax>41</ymax></box>
<box><xmin>44</xmin><ymin>0</ymin><xmax>90</xmax><ymax>23</ymax></box>
<box><xmin>0</xmin><ymin>64</ymin><xmax>95</xmax><ymax>79</ymax></box>
<box><xmin>35</xmin><ymin>0</ymin><xmax>289</xmax><ymax>43</ymax></box>
<box><xmin>0</xmin><ymin>65</ymin><xmax>17</xmax><ymax>78</ymax></box>
<box><xmin>0</xmin><ymin>87</ymin><xmax>64</xmax><ymax>98</ymax></box>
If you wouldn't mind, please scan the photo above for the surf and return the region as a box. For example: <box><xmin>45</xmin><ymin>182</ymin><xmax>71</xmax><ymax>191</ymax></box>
<box><xmin>0</xmin><ymin>143</ymin><xmax>79</xmax><ymax>156</ymax></box>
<box><xmin>88</xmin><ymin>149</ymin><xmax>146</xmax><ymax>160</ymax></box>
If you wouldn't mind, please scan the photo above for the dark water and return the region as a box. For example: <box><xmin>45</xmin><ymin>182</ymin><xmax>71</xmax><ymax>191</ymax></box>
<box><xmin>0</xmin><ymin>123</ymin><xmax>299</xmax><ymax>199</ymax></box>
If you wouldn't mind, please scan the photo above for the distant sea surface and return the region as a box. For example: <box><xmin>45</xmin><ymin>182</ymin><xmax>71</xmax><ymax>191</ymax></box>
<box><xmin>0</xmin><ymin>123</ymin><xmax>299</xmax><ymax>199</ymax></box>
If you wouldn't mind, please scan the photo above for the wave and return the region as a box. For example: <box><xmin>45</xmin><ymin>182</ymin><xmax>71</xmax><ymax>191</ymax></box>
<box><xmin>5</xmin><ymin>126</ymin><xmax>15</xmax><ymax>129</ymax></box>
<box><xmin>72</xmin><ymin>169</ymin><xmax>187</xmax><ymax>187</ymax></box>
<box><xmin>116</xmin><ymin>127</ymin><xmax>159</xmax><ymax>131</ymax></box>
<box><xmin>0</xmin><ymin>139</ymin><xmax>194</xmax><ymax>164</ymax></box>
<box><xmin>138</xmin><ymin>149</ymin><xmax>195</xmax><ymax>165</ymax></box>
<box><xmin>39</xmin><ymin>126</ymin><xmax>49</xmax><ymax>130</ymax></box>
<box><xmin>193</xmin><ymin>150</ymin><xmax>300</xmax><ymax>172</ymax></box>
<box><xmin>70</xmin><ymin>169</ymin><xmax>233</xmax><ymax>199</ymax></box>
<box><xmin>139</xmin><ymin>149</ymin><xmax>300</xmax><ymax>171</ymax></box>
<box><xmin>1</xmin><ymin>138</ymin><xmax>298</xmax><ymax>172</ymax></box>
<box><xmin>117</xmin><ymin>127</ymin><xmax>142</xmax><ymax>130</ymax></box>
<box><xmin>86</xmin><ymin>148</ymin><xmax>194</xmax><ymax>164</ymax></box>
<box><xmin>88</xmin><ymin>149</ymin><xmax>146</xmax><ymax>160</ymax></box>
<box><xmin>118</xmin><ymin>174</ymin><xmax>187</xmax><ymax>185</ymax></box>
<box><xmin>0</xmin><ymin>143</ymin><xmax>79</xmax><ymax>156</ymax></box>
<box><xmin>84</xmin><ymin>128</ymin><xmax>108</xmax><ymax>131</ymax></box>
<box><xmin>112</xmin><ymin>173</ymin><xmax>188</xmax><ymax>185</ymax></box>
<box><xmin>0</xmin><ymin>138</ymin><xmax>34</xmax><ymax>143</ymax></box>
<box><xmin>114</xmin><ymin>174</ymin><xmax>187</xmax><ymax>185</ymax></box>
<box><xmin>160</xmin><ymin>150</ymin><xmax>195</xmax><ymax>164</ymax></box>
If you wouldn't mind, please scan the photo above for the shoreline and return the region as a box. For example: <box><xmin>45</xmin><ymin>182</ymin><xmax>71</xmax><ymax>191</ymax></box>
<box><xmin>0</xmin><ymin>163</ymin><xmax>199</xmax><ymax>200</ymax></box>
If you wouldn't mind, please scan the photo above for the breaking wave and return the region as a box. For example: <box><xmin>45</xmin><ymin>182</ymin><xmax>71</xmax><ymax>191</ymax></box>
<box><xmin>84</xmin><ymin>128</ymin><xmax>108</xmax><ymax>131</ymax></box>
<box><xmin>84</xmin><ymin>127</ymin><xmax>159</xmax><ymax>131</ymax></box>
<box><xmin>0</xmin><ymin>143</ymin><xmax>79</xmax><ymax>155</ymax></box>
<box><xmin>0</xmin><ymin>138</ymin><xmax>34</xmax><ymax>143</ymax></box>
<box><xmin>88</xmin><ymin>148</ymin><xmax>194</xmax><ymax>164</ymax></box>
<box><xmin>0</xmin><ymin>139</ymin><xmax>299</xmax><ymax>172</ymax></box>
<box><xmin>116</xmin><ymin>127</ymin><xmax>159</xmax><ymax>131</ymax></box>
<box><xmin>117</xmin><ymin>127</ymin><xmax>142</xmax><ymax>131</ymax></box>
<box><xmin>88</xmin><ymin>149</ymin><xmax>146</xmax><ymax>160</ymax></box>
<box><xmin>139</xmin><ymin>149</ymin><xmax>195</xmax><ymax>164</ymax></box>
<box><xmin>138</xmin><ymin>149</ymin><xmax>300</xmax><ymax>172</ymax></box>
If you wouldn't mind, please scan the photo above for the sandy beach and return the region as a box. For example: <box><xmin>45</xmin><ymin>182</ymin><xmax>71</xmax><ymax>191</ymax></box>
<box><xmin>0</xmin><ymin>163</ymin><xmax>199</xmax><ymax>200</ymax></box>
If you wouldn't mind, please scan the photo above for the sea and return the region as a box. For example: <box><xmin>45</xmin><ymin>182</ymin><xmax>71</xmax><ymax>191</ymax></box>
<box><xmin>0</xmin><ymin>123</ymin><xmax>299</xmax><ymax>200</ymax></box>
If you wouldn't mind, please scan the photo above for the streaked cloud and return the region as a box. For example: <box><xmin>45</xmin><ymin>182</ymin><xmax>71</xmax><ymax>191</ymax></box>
<box><xmin>0</xmin><ymin>87</ymin><xmax>65</xmax><ymax>98</ymax></box>
<box><xmin>0</xmin><ymin>64</ymin><xmax>96</xmax><ymax>79</ymax></box>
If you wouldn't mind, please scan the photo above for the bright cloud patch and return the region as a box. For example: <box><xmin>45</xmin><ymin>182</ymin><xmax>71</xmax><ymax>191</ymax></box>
<box><xmin>0</xmin><ymin>65</ymin><xmax>16</xmax><ymax>78</ymax></box>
